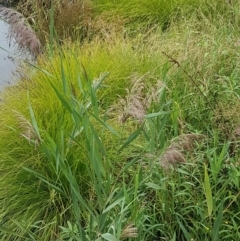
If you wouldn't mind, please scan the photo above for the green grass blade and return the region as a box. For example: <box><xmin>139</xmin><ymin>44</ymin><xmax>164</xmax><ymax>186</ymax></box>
<box><xmin>102</xmin><ymin>196</ymin><xmax>124</xmax><ymax>214</ymax></box>
<box><xmin>204</xmin><ymin>163</ymin><xmax>213</xmax><ymax>217</ymax></box>
<box><xmin>92</xmin><ymin>72</ymin><xmax>109</xmax><ymax>93</ymax></box>
<box><xmin>212</xmin><ymin>201</ymin><xmax>224</xmax><ymax>241</ymax></box>
<box><xmin>23</xmin><ymin>167</ymin><xmax>66</xmax><ymax>196</ymax></box>
<box><xmin>90</xmin><ymin>112</ymin><xmax>120</xmax><ymax>137</ymax></box>
<box><xmin>27</xmin><ymin>95</ymin><xmax>41</xmax><ymax>140</ymax></box>
<box><xmin>49</xmin><ymin>0</ymin><xmax>54</xmax><ymax>57</ymax></box>
<box><xmin>144</xmin><ymin>110</ymin><xmax>172</xmax><ymax>119</ymax></box>
<box><xmin>0</xmin><ymin>226</ymin><xmax>27</xmax><ymax>239</ymax></box>
<box><xmin>48</xmin><ymin>80</ymin><xmax>73</xmax><ymax>113</ymax></box>
<box><xmin>176</xmin><ymin>216</ymin><xmax>192</xmax><ymax>241</ymax></box>
<box><xmin>61</xmin><ymin>61</ymin><xmax>68</xmax><ymax>94</ymax></box>
<box><xmin>13</xmin><ymin>220</ymin><xmax>38</xmax><ymax>240</ymax></box>
<box><xmin>119</xmin><ymin>126</ymin><xmax>142</xmax><ymax>152</ymax></box>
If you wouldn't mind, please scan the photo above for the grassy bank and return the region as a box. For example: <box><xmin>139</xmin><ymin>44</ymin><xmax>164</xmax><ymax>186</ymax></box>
<box><xmin>0</xmin><ymin>0</ymin><xmax>240</xmax><ymax>240</ymax></box>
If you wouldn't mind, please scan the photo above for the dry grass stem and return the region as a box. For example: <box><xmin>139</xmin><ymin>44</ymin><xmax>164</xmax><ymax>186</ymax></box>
<box><xmin>0</xmin><ymin>5</ymin><xmax>41</xmax><ymax>57</ymax></box>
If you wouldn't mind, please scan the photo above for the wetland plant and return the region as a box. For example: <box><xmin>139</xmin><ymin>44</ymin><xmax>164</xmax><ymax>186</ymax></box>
<box><xmin>0</xmin><ymin>5</ymin><xmax>41</xmax><ymax>56</ymax></box>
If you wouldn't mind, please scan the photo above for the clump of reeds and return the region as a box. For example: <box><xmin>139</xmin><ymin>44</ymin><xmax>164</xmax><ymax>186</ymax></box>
<box><xmin>0</xmin><ymin>5</ymin><xmax>41</xmax><ymax>57</ymax></box>
<box><xmin>160</xmin><ymin>133</ymin><xmax>204</xmax><ymax>170</ymax></box>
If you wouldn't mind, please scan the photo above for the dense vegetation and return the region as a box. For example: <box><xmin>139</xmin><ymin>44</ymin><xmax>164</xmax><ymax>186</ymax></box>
<box><xmin>0</xmin><ymin>0</ymin><xmax>240</xmax><ymax>240</ymax></box>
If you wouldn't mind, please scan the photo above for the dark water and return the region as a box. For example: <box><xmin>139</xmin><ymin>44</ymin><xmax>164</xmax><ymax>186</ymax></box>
<box><xmin>0</xmin><ymin>19</ymin><xmax>19</xmax><ymax>89</ymax></box>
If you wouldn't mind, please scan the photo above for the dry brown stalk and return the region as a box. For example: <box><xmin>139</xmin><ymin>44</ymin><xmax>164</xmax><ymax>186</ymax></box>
<box><xmin>0</xmin><ymin>5</ymin><xmax>41</xmax><ymax>57</ymax></box>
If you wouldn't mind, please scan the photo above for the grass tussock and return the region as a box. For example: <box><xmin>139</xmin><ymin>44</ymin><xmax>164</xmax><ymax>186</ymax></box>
<box><xmin>1</xmin><ymin>0</ymin><xmax>240</xmax><ymax>240</ymax></box>
<box><xmin>15</xmin><ymin>0</ymin><xmax>94</xmax><ymax>43</ymax></box>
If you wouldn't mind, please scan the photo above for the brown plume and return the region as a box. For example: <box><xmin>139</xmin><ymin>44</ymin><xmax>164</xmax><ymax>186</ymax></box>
<box><xmin>12</xmin><ymin>110</ymin><xmax>41</xmax><ymax>148</ymax></box>
<box><xmin>160</xmin><ymin>133</ymin><xmax>204</xmax><ymax>170</ymax></box>
<box><xmin>118</xmin><ymin>73</ymin><xmax>165</xmax><ymax>124</ymax></box>
<box><xmin>0</xmin><ymin>5</ymin><xmax>41</xmax><ymax>57</ymax></box>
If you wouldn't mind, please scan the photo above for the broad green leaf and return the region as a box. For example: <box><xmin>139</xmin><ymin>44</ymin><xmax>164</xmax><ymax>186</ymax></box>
<box><xmin>145</xmin><ymin>182</ymin><xmax>161</xmax><ymax>190</ymax></box>
<box><xmin>144</xmin><ymin>110</ymin><xmax>172</xmax><ymax>119</ymax></box>
<box><xmin>103</xmin><ymin>197</ymin><xmax>124</xmax><ymax>214</ymax></box>
<box><xmin>101</xmin><ymin>233</ymin><xmax>119</xmax><ymax>241</ymax></box>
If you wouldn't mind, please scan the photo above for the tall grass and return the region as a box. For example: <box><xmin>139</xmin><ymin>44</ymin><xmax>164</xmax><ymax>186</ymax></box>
<box><xmin>1</xmin><ymin>0</ymin><xmax>240</xmax><ymax>240</ymax></box>
<box><xmin>0</xmin><ymin>51</ymin><xmax>171</xmax><ymax>240</ymax></box>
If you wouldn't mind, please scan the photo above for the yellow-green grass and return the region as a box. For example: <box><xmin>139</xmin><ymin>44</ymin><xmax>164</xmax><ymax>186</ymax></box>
<box><xmin>1</xmin><ymin>1</ymin><xmax>240</xmax><ymax>239</ymax></box>
<box><xmin>0</xmin><ymin>34</ymin><xmax>163</xmax><ymax>239</ymax></box>
<box><xmin>15</xmin><ymin>0</ymin><xmax>240</xmax><ymax>44</ymax></box>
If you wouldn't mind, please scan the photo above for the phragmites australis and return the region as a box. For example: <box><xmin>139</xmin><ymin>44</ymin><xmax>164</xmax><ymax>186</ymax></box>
<box><xmin>12</xmin><ymin>110</ymin><xmax>41</xmax><ymax>148</ymax></box>
<box><xmin>0</xmin><ymin>5</ymin><xmax>41</xmax><ymax>57</ymax></box>
<box><xmin>110</xmin><ymin>72</ymin><xmax>166</xmax><ymax>124</ymax></box>
<box><xmin>160</xmin><ymin>133</ymin><xmax>205</xmax><ymax>170</ymax></box>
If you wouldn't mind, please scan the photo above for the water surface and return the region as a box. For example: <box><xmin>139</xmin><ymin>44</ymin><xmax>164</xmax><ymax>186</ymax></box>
<box><xmin>0</xmin><ymin>19</ymin><xmax>19</xmax><ymax>90</ymax></box>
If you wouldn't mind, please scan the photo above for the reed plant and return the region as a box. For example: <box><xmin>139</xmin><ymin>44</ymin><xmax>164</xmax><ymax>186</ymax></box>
<box><xmin>1</xmin><ymin>0</ymin><xmax>240</xmax><ymax>240</ymax></box>
<box><xmin>0</xmin><ymin>4</ymin><xmax>41</xmax><ymax>56</ymax></box>
<box><xmin>0</xmin><ymin>48</ymin><xmax>172</xmax><ymax>240</ymax></box>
